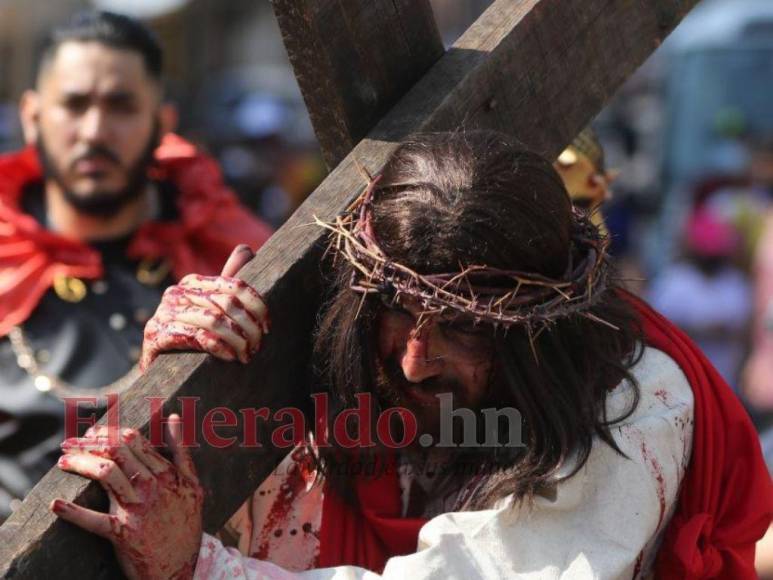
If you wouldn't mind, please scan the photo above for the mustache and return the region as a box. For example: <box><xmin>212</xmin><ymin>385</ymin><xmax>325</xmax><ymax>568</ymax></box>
<box><xmin>377</xmin><ymin>355</ymin><xmax>462</xmax><ymax>401</ymax></box>
<box><xmin>70</xmin><ymin>146</ymin><xmax>121</xmax><ymax>168</ymax></box>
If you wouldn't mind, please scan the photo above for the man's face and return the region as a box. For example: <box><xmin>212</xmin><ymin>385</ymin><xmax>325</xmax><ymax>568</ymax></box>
<box><xmin>375</xmin><ymin>296</ymin><xmax>494</xmax><ymax>436</ymax></box>
<box><xmin>23</xmin><ymin>41</ymin><xmax>161</xmax><ymax>212</ymax></box>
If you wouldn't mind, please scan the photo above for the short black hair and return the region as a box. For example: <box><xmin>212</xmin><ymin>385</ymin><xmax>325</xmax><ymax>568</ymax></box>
<box><xmin>37</xmin><ymin>10</ymin><xmax>163</xmax><ymax>82</ymax></box>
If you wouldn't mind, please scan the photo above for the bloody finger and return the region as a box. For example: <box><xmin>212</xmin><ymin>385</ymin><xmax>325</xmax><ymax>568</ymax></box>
<box><xmin>58</xmin><ymin>454</ymin><xmax>140</xmax><ymax>504</ymax></box>
<box><xmin>172</xmin><ymin>307</ymin><xmax>249</xmax><ymax>362</ymax></box>
<box><xmin>165</xmin><ymin>414</ymin><xmax>199</xmax><ymax>483</ymax></box>
<box><xmin>122</xmin><ymin>429</ymin><xmax>172</xmax><ymax>476</ymax></box>
<box><xmin>51</xmin><ymin>499</ymin><xmax>119</xmax><ymax>540</ymax></box>
<box><xmin>182</xmin><ymin>291</ymin><xmax>262</xmax><ymax>353</ymax></box>
<box><xmin>220</xmin><ymin>244</ymin><xmax>254</xmax><ymax>278</ymax></box>
<box><xmin>61</xmin><ymin>438</ymin><xmax>154</xmax><ymax>483</ymax></box>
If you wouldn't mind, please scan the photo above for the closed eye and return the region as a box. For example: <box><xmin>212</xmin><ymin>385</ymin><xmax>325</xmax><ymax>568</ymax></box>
<box><xmin>378</xmin><ymin>294</ymin><xmax>414</xmax><ymax>319</ymax></box>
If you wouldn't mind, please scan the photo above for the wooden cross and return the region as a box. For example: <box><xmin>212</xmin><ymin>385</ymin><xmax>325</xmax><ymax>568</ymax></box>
<box><xmin>0</xmin><ymin>0</ymin><xmax>699</xmax><ymax>576</ymax></box>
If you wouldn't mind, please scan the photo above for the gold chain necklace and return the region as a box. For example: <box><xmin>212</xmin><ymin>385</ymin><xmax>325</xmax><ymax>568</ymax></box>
<box><xmin>8</xmin><ymin>325</ymin><xmax>140</xmax><ymax>400</ymax></box>
<box><xmin>8</xmin><ymin>253</ymin><xmax>168</xmax><ymax>399</ymax></box>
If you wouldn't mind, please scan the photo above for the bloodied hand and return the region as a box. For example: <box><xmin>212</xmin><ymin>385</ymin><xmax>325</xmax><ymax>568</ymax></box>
<box><xmin>51</xmin><ymin>416</ymin><xmax>202</xmax><ymax>580</ymax></box>
<box><xmin>140</xmin><ymin>244</ymin><xmax>270</xmax><ymax>371</ymax></box>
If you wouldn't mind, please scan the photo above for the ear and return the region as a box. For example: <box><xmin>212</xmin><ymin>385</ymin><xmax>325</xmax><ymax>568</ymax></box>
<box><xmin>158</xmin><ymin>102</ymin><xmax>178</xmax><ymax>137</ymax></box>
<box><xmin>588</xmin><ymin>171</ymin><xmax>617</xmax><ymax>203</ymax></box>
<box><xmin>19</xmin><ymin>90</ymin><xmax>41</xmax><ymax>146</ymax></box>
<box><xmin>604</xmin><ymin>168</ymin><xmax>620</xmax><ymax>185</ymax></box>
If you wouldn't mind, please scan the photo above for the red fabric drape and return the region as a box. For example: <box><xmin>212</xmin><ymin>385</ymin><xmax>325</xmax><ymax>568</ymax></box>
<box><xmin>0</xmin><ymin>134</ymin><xmax>273</xmax><ymax>337</ymax></box>
<box><xmin>318</xmin><ymin>455</ymin><xmax>424</xmax><ymax>572</ymax></box>
<box><xmin>628</xmin><ymin>293</ymin><xmax>772</xmax><ymax>580</ymax></box>
<box><xmin>318</xmin><ymin>293</ymin><xmax>773</xmax><ymax>577</ymax></box>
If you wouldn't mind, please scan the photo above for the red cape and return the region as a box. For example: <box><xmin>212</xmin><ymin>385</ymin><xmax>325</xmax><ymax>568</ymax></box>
<box><xmin>318</xmin><ymin>293</ymin><xmax>773</xmax><ymax>578</ymax></box>
<box><xmin>0</xmin><ymin>134</ymin><xmax>273</xmax><ymax>337</ymax></box>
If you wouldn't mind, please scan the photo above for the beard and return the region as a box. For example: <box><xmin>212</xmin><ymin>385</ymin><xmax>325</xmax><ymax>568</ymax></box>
<box><xmin>36</xmin><ymin>120</ymin><xmax>161</xmax><ymax>218</ymax></box>
<box><xmin>372</xmin><ymin>352</ymin><xmax>502</xmax><ymax>455</ymax></box>
<box><xmin>373</xmin><ymin>354</ymin><xmax>467</xmax><ymax>438</ymax></box>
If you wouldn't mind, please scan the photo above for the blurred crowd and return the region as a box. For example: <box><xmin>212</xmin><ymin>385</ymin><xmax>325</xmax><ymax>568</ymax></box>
<box><xmin>589</xmin><ymin>0</ymin><xmax>773</xmax><ymax>477</ymax></box>
<box><xmin>613</xmin><ymin>125</ymin><xmax>773</xmax><ymax>573</ymax></box>
<box><xmin>646</xmin><ymin>136</ymin><xmax>773</xmax><ymax>434</ymax></box>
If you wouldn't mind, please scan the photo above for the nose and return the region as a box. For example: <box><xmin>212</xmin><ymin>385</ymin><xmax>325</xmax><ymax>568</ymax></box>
<box><xmin>400</xmin><ymin>325</ymin><xmax>444</xmax><ymax>383</ymax></box>
<box><xmin>79</xmin><ymin>106</ymin><xmax>109</xmax><ymax>144</ymax></box>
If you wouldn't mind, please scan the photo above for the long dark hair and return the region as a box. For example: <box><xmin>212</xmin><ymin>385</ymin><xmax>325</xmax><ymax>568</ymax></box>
<box><xmin>314</xmin><ymin>131</ymin><xmax>643</xmax><ymax>509</ymax></box>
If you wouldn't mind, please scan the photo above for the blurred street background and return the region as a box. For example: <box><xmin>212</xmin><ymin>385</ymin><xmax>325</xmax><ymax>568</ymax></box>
<box><xmin>1</xmin><ymin>0</ymin><xmax>772</xmax><ymax>455</ymax></box>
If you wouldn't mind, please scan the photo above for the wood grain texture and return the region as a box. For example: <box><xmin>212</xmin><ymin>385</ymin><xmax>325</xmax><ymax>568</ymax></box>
<box><xmin>0</xmin><ymin>0</ymin><xmax>699</xmax><ymax>576</ymax></box>
<box><xmin>272</xmin><ymin>0</ymin><xmax>445</xmax><ymax>168</ymax></box>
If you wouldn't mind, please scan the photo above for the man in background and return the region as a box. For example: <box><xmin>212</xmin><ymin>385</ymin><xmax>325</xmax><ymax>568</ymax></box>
<box><xmin>0</xmin><ymin>10</ymin><xmax>272</xmax><ymax>521</ymax></box>
<box><xmin>649</xmin><ymin>208</ymin><xmax>751</xmax><ymax>389</ymax></box>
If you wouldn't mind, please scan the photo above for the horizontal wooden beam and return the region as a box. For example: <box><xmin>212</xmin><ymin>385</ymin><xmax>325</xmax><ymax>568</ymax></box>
<box><xmin>272</xmin><ymin>0</ymin><xmax>445</xmax><ymax>168</ymax></box>
<box><xmin>0</xmin><ymin>0</ymin><xmax>699</xmax><ymax>576</ymax></box>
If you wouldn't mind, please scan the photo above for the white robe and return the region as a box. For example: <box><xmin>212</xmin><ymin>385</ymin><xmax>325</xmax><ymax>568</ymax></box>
<box><xmin>193</xmin><ymin>346</ymin><xmax>694</xmax><ymax>580</ymax></box>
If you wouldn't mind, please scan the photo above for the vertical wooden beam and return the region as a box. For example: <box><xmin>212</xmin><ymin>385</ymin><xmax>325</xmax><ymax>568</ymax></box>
<box><xmin>272</xmin><ymin>0</ymin><xmax>445</xmax><ymax>168</ymax></box>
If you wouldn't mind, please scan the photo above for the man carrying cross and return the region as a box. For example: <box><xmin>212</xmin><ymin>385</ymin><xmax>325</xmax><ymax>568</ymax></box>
<box><xmin>51</xmin><ymin>132</ymin><xmax>771</xmax><ymax>578</ymax></box>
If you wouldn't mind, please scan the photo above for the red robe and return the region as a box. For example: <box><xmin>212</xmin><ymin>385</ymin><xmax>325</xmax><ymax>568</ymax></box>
<box><xmin>318</xmin><ymin>293</ymin><xmax>773</xmax><ymax>579</ymax></box>
<box><xmin>0</xmin><ymin>134</ymin><xmax>273</xmax><ymax>337</ymax></box>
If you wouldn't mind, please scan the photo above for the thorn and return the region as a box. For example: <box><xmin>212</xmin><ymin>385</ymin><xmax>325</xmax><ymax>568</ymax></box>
<box><xmin>527</xmin><ymin>326</ymin><xmax>540</xmax><ymax>366</ymax></box>
<box><xmin>582</xmin><ymin>312</ymin><xmax>619</xmax><ymax>330</ymax></box>
<box><xmin>353</xmin><ymin>159</ymin><xmax>373</xmax><ymax>184</ymax></box>
<box><xmin>354</xmin><ymin>291</ymin><xmax>369</xmax><ymax>320</ymax></box>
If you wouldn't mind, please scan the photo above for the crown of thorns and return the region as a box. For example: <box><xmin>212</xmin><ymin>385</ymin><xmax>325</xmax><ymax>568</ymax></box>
<box><xmin>316</xmin><ymin>173</ymin><xmax>614</xmax><ymax>332</ymax></box>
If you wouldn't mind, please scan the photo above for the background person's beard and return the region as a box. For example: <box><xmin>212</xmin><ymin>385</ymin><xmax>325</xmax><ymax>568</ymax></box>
<box><xmin>36</xmin><ymin>121</ymin><xmax>161</xmax><ymax>218</ymax></box>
